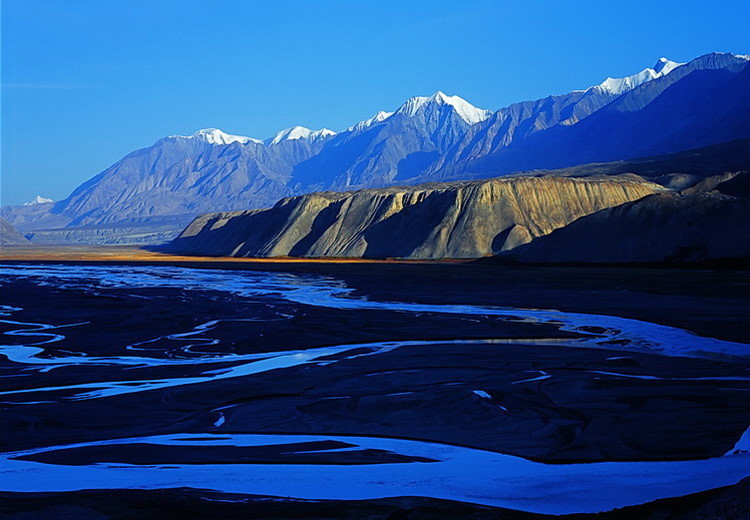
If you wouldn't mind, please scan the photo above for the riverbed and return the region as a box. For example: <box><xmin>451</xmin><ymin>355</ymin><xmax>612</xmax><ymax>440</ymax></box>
<box><xmin>1</xmin><ymin>262</ymin><xmax>748</xmax><ymax>517</ymax></box>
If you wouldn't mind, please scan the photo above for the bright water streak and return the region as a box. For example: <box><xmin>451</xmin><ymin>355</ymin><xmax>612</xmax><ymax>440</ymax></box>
<box><xmin>2</xmin><ymin>432</ymin><xmax>750</xmax><ymax>515</ymax></box>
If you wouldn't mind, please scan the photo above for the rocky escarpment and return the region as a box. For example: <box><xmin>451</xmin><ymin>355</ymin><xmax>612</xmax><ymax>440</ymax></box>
<box><xmin>0</xmin><ymin>218</ymin><xmax>31</xmax><ymax>246</ymax></box>
<box><xmin>170</xmin><ymin>175</ymin><xmax>662</xmax><ymax>259</ymax></box>
<box><xmin>514</xmin><ymin>172</ymin><xmax>750</xmax><ymax>263</ymax></box>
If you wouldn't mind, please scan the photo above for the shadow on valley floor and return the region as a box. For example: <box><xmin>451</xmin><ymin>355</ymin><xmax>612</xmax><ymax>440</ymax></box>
<box><xmin>2</xmin><ymin>478</ymin><xmax>749</xmax><ymax>520</ymax></box>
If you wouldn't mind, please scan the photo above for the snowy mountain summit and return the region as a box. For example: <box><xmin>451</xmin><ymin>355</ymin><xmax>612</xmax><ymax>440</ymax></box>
<box><xmin>395</xmin><ymin>91</ymin><xmax>492</xmax><ymax>125</ymax></box>
<box><xmin>347</xmin><ymin>111</ymin><xmax>395</xmax><ymax>132</ymax></box>
<box><xmin>266</xmin><ymin>126</ymin><xmax>336</xmax><ymax>145</ymax></box>
<box><xmin>172</xmin><ymin>128</ymin><xmax>262</xmax><ymax>145</ymax></box>
<box><xmin>23</xmin><ymin>195</ymin><xmax>54</xmax><ymax>206</ymax></box>
<box><xmin>592</xmin><ymin>57</ymin><xmax>685</xmax><ymax>95</ymax></box>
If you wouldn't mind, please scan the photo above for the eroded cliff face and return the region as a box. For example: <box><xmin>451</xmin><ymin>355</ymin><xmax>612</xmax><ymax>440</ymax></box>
<box><xmin>170</xmin><ymin>175</ymin><xmax>662</xmax><ymax>259</ymax></box>
<box><xmin>514</xmin><ymin>174</ymin><xmax>750</xmax><ymax>263</ymax></box>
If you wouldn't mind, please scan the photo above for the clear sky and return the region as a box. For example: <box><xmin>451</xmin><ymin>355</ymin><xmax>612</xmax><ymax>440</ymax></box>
<box><xmin>2</xmin><ymin>0</ymin><xmax>748</xmax><ymax>205</ymax></box>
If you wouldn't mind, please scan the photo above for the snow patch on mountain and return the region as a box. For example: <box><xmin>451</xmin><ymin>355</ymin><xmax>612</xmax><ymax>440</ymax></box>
<box><xmin>396</xmin><ymin>91</ymin><xmax>492</xmax><ymax>125</ymax></box>
<box><xmin>23</xmin><ymin>195</ymin><xmax>54</xmax><ymax>206</ymax></box>
<box><xmin>266</xmin><ymin>126</ymin><xmax>336</xmax><ymax>145</ymax></box>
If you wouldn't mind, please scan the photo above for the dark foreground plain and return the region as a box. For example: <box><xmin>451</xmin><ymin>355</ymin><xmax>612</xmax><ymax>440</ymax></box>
<box><xmin>1</xmin><ymin>253</ymin><xmax>749</xmax><ymax>518</ymax></box>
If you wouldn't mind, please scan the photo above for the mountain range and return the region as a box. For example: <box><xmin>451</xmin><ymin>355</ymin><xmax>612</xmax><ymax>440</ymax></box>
<box><xmin>3</xmin><ymin>51</ymin><xmax>749</xmax><ymax>245</ymax></box>
<box><xmin>168</xmin><ymin>141</ymin><xmax>750</xmax><ymax>262</ymax></box>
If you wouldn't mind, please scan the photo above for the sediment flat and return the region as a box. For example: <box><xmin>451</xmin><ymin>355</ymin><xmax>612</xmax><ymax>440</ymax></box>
<box><xmin>0</xmin><ymin>244</ymin><xmax>457</xmax><ymax>264</ymax></box>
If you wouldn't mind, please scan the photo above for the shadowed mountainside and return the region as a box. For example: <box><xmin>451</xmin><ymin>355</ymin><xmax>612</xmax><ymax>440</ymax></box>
<box><xmin>419</xmin><ymin>54</ymin><xmax>750</xmax><ymax>182</ymax></box>
<box><xmin>511</xmin><ymin>139</ymin><xmax>750</xmax><ymax>186</ymax></box>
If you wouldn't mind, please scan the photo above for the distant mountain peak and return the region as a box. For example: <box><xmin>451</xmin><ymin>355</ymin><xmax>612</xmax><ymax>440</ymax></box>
<box><xmin>172</xmin><ymin>128</ymin><xmax>262</xmax><ymax>145</ymax></box>
<box><xmin>266</xmin><ymin>126</ymin><xmax>336</xmax><ymax>145</ymax></box>
<box><xmin>347</xmin><ymin>110</ymin><xmax>394</xmax><ymax>132</ymax></box>
<box><xmin>652</xmin><ymin>57</ymin><xmax>682</xmax><ymax>74</ymax></box>
<box><xmin>23</xmin><ymin>195</ymin><xmax>54</xmax><ymax>206</ymax></box>
<box><xmin>396</xmin><ymin>91</ymin><xmax>492</xmax><ymax>125</ymax></box>
<box><xmin>591</xmin><ymin>58</ymin><xmax>685</xmax><ymax>95</ymax></box>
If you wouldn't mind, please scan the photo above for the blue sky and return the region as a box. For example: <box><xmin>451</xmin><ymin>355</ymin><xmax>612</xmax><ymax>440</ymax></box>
<box><xmin>2</xmin><ymin>0</ymin><xmax>748</xmax><ymax>205</ymax></box>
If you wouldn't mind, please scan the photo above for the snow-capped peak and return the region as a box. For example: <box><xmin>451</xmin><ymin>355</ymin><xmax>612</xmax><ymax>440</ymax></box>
<box><xmin>591</xmin><ymin>58</ymin><xmax>685</xmax><ymax>95</ymax></box>
<box><xmin>652</xmin><ymin>57</ymin><xmax>681</xmax><ymax>74</ymax></box>
<box><xmin>347</xmin><ymin>111</ymin><xmax>394</xmax><ymax>132</ymax></box>
<box><xmin>172</xmin><ymin>128</ymin><xmax>262</xmax><ymax>145</ymax></box>
<box><xmin>266</xmin><ymin>126</ymin><xmax>336</xmax><ymax>145</ymax></box>
<box><xmin>23</xmin><ymin>195</ymin><xmax>54</xmax><ymax>206</ymax></box>
<box><xmin>395</xmin><ymin>91</ymin><xmax>492</xmax><ymax>125</ymax></box>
